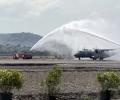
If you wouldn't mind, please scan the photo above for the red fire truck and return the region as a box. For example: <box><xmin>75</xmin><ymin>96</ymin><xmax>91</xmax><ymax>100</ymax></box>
<box><xmin>13</xmin><ymin>52</ymin><xmax>32</xmax><ymax>59</ymax></box>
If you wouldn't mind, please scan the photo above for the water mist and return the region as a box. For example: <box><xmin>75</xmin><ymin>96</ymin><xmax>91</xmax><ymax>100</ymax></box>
<box><xmin>31</xmin><ymin>18</ymin><xmax>120</xmax><ymax>59</ymax></box>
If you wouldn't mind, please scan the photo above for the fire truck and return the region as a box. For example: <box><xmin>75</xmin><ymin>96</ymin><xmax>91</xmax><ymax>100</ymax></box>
<box><xmin>13</xmin><ymin>52</ymin><xmax>32</xmax><ymax>59</ymax></box>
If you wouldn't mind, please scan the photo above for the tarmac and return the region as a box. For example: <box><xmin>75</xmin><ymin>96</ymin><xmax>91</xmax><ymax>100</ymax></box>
<box><xmin>0</xmin><ymin>59</ymin><xmax>119</xmax><ymax>64</ymax></box>
<box><xmin>0</xmin><ymin>59</ymin><xmax>119</xmax><ymax>71</ymax></box>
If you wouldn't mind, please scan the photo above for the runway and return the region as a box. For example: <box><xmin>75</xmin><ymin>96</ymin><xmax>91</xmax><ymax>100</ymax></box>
<box><xmin>0</xmin><ymin>59</ymin><xmax>120</xmax><ymax>71</ymax></box>
<box><xmin>0</xmin><ymin>59</ymin><xmax>119</xmax><ymax>64</ymax></box>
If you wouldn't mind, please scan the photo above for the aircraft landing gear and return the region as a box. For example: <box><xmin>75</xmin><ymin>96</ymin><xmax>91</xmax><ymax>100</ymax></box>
<box><xmin>79</xmin><ymin>57</ymin><xmax>81</xmax><ymax>60</ymax></box>
<box><xmin>93</xmin><ymin>58</ymin><xmax>97</xmax><ymax>60</ymax></box>
<box><xmin>99</xmin><ymin>57</ymin><xmax>103</xmax><ymax>61</ymax></box>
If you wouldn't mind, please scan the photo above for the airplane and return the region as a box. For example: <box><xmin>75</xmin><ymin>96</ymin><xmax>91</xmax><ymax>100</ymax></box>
<box><xmin>74</xmin><ymin>48</ymin><xmax>115</xmax><ymax>60</ymax></box>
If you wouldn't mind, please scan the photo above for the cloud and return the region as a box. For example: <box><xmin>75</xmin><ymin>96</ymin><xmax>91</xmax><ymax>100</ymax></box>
<box><xmin>0</xmin><ymin>0</ymin><xmax>120</xmax><ymax>37</ymax></box>
<box><xmin>0</xmin><ymin>0</ymin><xmax>58</xmax><ymax>18</ymax></box>
<box><xmin>26</xmin><ymin>0</ymin><xmax>58</xmax><ymax>16</ymax></box>
<box><xmin>0</xmin><ymin>0</ymin><xmax>18</xmax><ymax>6</ymax></box>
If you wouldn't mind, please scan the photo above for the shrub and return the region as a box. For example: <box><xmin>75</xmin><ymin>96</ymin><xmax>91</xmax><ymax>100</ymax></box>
<box><xmin>41</xmin><ymin>65</ymin><xmax>62</xmax><ymax>96</ymax></box>
<box><xmin>0</xmin><ymin>69</ymin><xmax>23</xmax><ymax>93</ymax></box>
<box><xmin>81</xmin><ymin>94</ymin><xmax>92</xmax><ymax>100</ymax></box>
<box><xmin>96</xmin><ymin>71</ymin><xmax>120</xmax><ymax>91</ymax></box>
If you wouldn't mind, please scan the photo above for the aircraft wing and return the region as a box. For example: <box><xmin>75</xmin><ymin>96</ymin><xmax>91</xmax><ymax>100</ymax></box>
<box><xmin>95</xmin><ymin>49</ymin><xmax>115</xmax><ymax>52</ymax></box>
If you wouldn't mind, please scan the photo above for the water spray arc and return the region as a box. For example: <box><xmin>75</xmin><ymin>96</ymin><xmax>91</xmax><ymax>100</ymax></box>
<box><xmin>31</xmin><ymin>20</ymin><xmax>120</xmax><ymax>59</ymax></box>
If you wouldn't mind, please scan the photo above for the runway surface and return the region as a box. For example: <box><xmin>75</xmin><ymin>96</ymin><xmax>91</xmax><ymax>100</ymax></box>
<box><xmin>0</xmin><ymin>59</ymin><xmax>120</xmax><ymax>71</ymax></box>
<box><xmin>0</xmin><ymin>59</ymin><xmax>119</xmax><ymax>64</ymax></box>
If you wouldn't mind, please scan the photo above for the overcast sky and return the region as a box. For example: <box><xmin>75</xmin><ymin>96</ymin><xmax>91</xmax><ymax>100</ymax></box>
<box><xmin>0</xmin><ymin>0</ymin><xmax>120</xmax><ymax>36</ymax></box>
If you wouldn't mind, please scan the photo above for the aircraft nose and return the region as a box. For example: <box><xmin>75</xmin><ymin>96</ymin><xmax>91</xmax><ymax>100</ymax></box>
<box><xmin>74</xmin><ymin>53</ymin><xmax>79</xmax><ymax>57</ymax></box>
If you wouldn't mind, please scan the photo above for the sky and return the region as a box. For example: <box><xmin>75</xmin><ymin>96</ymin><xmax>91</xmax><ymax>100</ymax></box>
<box><xmin>0</xmin><ymin>0</ymin><xmax>120</xmax><ymax>36</ymax></box>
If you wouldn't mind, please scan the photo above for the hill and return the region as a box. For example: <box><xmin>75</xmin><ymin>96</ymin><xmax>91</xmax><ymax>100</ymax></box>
<box><xmin>0</xmin><ymin>32</ymin><xmax>43</xmax><ymax>56</ymax></box>
<box><xmin>0</xmin><ymin>32</ymin><xmax>42</xmax><ymax>47</ymax></box>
